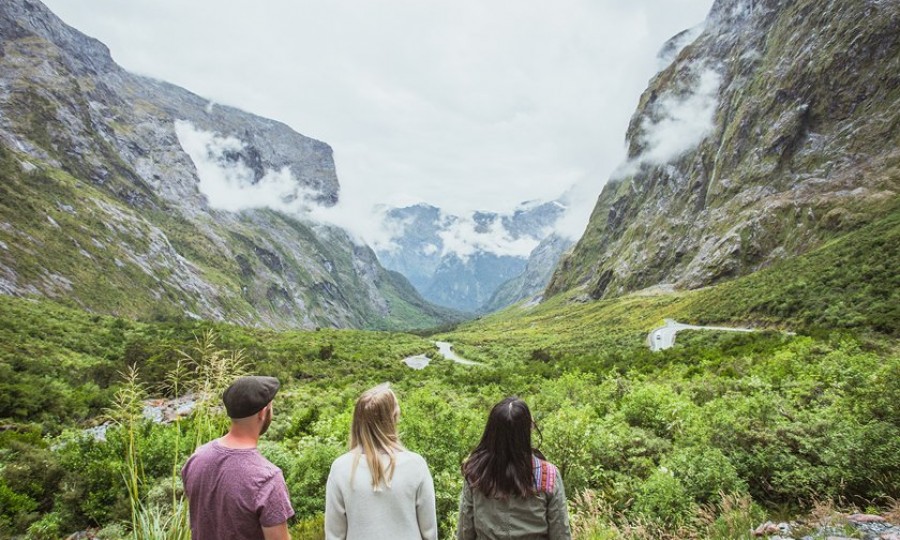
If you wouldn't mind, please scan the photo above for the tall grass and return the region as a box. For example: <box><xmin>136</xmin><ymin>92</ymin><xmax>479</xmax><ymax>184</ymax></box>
<box><xmin>107</xmin><ymin>331</ymin><xmax>245</xmax><ymax>539</ymax></box>
<box><xmin>570</xmin><ymin>490</ymin><xmax>763</xmax><ymax>540</ymax></box>
<box><xmin>106</xmin><ymin>365</ymin><xmax>147</xmax><ymax>536</ymax></box>
<box><xmin>181</xmin><ymin>330</ymin><xmax>247</xmax><ymax>448</ymax></box>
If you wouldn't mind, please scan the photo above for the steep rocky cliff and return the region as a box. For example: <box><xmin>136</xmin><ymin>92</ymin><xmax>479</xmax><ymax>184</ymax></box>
<box><xmin>547</xmin><ymin>0</ymin><xmax>899</xmax><ymax>299</ymax></box>
<box><xmin>0</xmin><ymin>0</ymin><xmax>458</xmax><ymax>329</ymax></box>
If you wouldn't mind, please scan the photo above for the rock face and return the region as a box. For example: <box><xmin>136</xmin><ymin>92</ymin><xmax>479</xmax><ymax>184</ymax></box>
<box><xmin>481</xmin><ymin>234</ymin><xmax>573</xmax><ymax>312</ymax></box>
<box><xmin>546</xmin><ymin>0</ymin><xmax>900</xmax><ymax>300</ymax></box>
<box><xmin>0</xmin><ymin>0</ymin><xmax>458</xmax><ymax>329</ymax></box>
<box><xmin>376</xmin><ymin>201</ymin><xmax>567</xmax><ymax>312</ymax></box>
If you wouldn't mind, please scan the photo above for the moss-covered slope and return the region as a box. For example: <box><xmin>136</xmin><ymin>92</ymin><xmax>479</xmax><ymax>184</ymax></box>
<box><xmin>448</xmin><ymin>207</ymin><xmax>900</xmax><ymax>363</ymax></box>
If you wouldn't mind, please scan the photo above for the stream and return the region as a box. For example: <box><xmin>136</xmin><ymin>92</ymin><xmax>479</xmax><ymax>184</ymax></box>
<box><xmin>402</xmin><ymin>341</ymin><xmax>479</xmax><ymax>370</ymax></box>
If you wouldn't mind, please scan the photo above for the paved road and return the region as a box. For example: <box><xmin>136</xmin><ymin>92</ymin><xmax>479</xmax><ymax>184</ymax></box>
<box><xmin>648</xmin><ymin>319</ymin><xmax>755</xmax><ymax>351</ymax></box>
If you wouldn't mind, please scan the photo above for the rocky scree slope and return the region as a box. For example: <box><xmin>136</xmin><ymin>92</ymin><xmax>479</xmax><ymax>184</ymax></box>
<box><xmin>547</xmin><ymin>0</ymin><xmax>900</xmax><ymax>300</ymax></box>
<box><xmin>0</xmin><ymin>0</ymin><xmax>457</xmax><ymax>329</ymax></box>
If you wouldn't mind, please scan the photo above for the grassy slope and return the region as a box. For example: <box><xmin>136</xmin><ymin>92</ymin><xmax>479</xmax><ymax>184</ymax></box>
<box><xmin>0</xmin><ymin>293</ymin><xmax>439</xmax><ymax>431</ymax></box>
<box><xmin>683</xmin><ymin>208</ymin><xmax>900</xmax><ymax>335</ymax></box>
<box><xmin>443</xmin><ymin>207</ymin><xmax>900</xmax><ymax>362</ymax></box>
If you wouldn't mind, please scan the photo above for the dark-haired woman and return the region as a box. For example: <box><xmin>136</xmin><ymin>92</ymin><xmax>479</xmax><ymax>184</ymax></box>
<box><xmin>457</xmin><ymin>397</ymin><xmax>571</xmax><ymax>539</ymax></box>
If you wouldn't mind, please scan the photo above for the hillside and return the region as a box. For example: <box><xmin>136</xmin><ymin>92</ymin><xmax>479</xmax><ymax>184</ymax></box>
<box><xmin>445</xmin><ymin>208</ymin><xmax>900</xmax><ymax>361</ymax></box>
<box><xmin>547</xmin><ymin>0</ymin><xmax>900</xmax><ymax>299</ymax></box>
<box><xmin>0</xmin><ymin>0</ymin><xmax>458</xmax><ymax>330</ymax></box>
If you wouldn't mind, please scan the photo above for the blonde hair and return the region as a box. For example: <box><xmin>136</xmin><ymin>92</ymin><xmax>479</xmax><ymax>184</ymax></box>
<box><xmin>349</xmin><ymin>383</ymin><xmax>405</xmax><ymax>491</ymax></box>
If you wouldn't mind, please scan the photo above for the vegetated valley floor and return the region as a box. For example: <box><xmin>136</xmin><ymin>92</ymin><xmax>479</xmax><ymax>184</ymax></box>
<box><xmin>0</xmin><ymin>209</ymin><xmax>897</xmax><ymax>539</ymax></box>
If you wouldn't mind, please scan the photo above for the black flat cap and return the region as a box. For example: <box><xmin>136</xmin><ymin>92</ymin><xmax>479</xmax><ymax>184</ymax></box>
<box><xmin>222</xmin><ymin>376</ymin><xmax>280</xmax><ymax>419</ymax></box>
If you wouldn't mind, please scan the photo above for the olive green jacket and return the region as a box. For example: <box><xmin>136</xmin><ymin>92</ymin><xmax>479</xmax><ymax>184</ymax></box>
<box><xmin>456</xmin><ymin>471</ymin><xmax>572</xmax><ymax>540</ymax></box>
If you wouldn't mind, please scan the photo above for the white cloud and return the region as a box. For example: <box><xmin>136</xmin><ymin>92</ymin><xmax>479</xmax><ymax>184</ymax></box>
<box><xmin>308</xmin><ymin>200</ymin><xmax>404</xmax><ymax>250</ymax></box>
<box><xmin>438</xmin><ymin>214</ymin><xmax>540</xmax><ymax>261</ymax></box>
<box><xmin>611</xmin><ymin>65</ymin><xmax>721</xmax><ymax>180</ymax></box>
<box><xmin>45</xmin><ymin>0</ymin><xmax>715</xmax><ymax>254</ymax></box>
<box><xmin>174</xmin><ymin>120</ymin><xmax>322</xmax><ymax>213</ymax></box>
<box><xmin>640</xmin><ymin>67</ymin><xmax>722</xmax><ymax>164</ymax></box>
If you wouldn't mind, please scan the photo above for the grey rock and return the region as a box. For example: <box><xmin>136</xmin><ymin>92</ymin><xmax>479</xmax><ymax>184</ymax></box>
<box><xmin>546</xmin><ymin>0</ymin><xmax>900</xmax><ymax>299</ymax></box>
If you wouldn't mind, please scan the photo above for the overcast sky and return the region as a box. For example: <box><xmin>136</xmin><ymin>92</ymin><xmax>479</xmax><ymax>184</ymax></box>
<box><xmin>43</xmin><ymin>0</ymin><xmax>713</xmax><ymax>245</ymax></box>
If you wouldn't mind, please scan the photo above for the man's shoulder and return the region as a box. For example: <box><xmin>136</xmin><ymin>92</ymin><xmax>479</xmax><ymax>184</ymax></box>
<box><xmin>184</xmin><ymin>440</ymin><xmax>281</xmax><ymax>478</ymax></box>
<box><xmin>182</xmin><ymin>440</ymin><xmax>218</xmax><ymax>473</ymax></box>
<box><xmin>189</xmin><ymin>440</ymin><xmax>219</xmax><ymax>457</ymax></box>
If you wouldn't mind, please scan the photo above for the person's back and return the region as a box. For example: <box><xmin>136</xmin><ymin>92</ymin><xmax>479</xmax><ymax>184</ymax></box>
<box><xmin>458</xmin><ymin>456</ymin><xmax>568</xmax><ymax>540</ymax></box>
<box><xmin>457</xmin><ymin>397</ymin><xmax>571</xmax><ymax>540</ymax></box>
<box><xmin>326</xmin><ymin>450</ymin><xmax>436</xmax><ymax>540</ymax></box>
<box><xmin>182</xmin><ymin>440</ymin><xmax>294</xmax><ymax>540</ymax></box>
<box><xmin>324</xmin><ymin>383</ymin><xmax>437</xmax><ymax>540</ymax></box>
<box><xmin>181</xmin><ymin>376</ymin><xmax>294</xmax><ymax>540</ymax></box>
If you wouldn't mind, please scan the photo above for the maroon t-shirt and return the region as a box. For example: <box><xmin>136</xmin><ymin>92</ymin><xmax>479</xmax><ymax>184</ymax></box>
<box><xmin>181</xmin><ymin>440</ymin><xmax>294</xmax><ymax>540</ymax></box>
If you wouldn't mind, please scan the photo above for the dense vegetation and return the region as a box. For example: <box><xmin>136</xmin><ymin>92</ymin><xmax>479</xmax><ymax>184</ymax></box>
<box><xmin>0</xmin><ymin>211</ymin><xmax>898</xmax><ymax>539</ymax></box>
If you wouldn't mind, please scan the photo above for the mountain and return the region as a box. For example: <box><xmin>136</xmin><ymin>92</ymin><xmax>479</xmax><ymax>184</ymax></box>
<box><xmin>547</xmin><ymin>0</ymin><xmax>900</xmax><ymax>300</ymax></box>
<box><xmin>425</xmin><ymin>252</ymin><xmax>526</xmax><ymax>313</ymax></box>
<box><xmin>376</xmin><ymin>201</ymin><xmax>566</xmax><ymax>312</ymax></box>
<box><xmin>0</xmin><ymin>0</ymin><xmax>459</xmax><ymax>329</ymax></box>
<box><xmin>480</xmin><ymin>233</ymin><xmax>573</xmax><ymax>313</ymax></box>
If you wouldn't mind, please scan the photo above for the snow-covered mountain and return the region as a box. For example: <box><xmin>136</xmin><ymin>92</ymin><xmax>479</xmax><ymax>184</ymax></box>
<box><xmin>376</xmin><ymin>201</ymin><xmax>570</xmax><ymax>312</ymax></box>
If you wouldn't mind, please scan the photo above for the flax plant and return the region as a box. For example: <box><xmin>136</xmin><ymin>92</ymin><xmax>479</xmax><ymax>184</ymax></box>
<box><xmin>179</xmin><ymin>330</ymin><xmax>247</xmax><ymax>447</ymax></box>
<box><xmin>106</xmin><ymin>364</ymin><xmax>147</xmax><ymax>534</ymax></box>
<box><xmin>110</xmin><ymin>331</ymin><xmax>247</xmax><ymax>539</ymax></box>
<box><xmin>129</xmin><ymin>499</ymin><xmax>190</xmax><ymax>540</ymax></box>
<box><xmin>163</xmin><ymin>355</ymin><xmax>191</xmax><ymax>537</ymax></box>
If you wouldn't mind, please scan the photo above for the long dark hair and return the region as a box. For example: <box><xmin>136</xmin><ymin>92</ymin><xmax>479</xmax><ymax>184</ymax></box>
<box><xmin>462</xmin><ymin>396</ymin><xmax>541</xmax><ymax>499</ymax></box>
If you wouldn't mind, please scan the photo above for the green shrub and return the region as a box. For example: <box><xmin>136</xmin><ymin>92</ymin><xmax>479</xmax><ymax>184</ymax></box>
<box><xmin>619</xmin><ymin>384</ymin><xmax>693</xmax><ymax>439</ymax></box>
<box><xmin>633</xmin><ymin>468</ymin><xmax>695</xmax><ymax>527</ymax></box>
<box><xmin>663</xmin><ymin>446</ymin><xmax>746</xmax><ymax>504</ymax></box>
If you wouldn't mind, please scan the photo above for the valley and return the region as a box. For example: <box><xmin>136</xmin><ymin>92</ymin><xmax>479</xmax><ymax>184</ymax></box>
<box><xmin>1</xmin><ymin>208</ymin><xmax>896</xmax><ymax>538</ymax></box>
<box><xmin>0</xmin><ymin>0</ymin><xmax>898</xmax><ymax>538</ymax></box>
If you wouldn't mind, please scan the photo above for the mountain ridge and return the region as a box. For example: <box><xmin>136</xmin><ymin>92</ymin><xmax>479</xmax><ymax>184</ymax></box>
<box><xmin>0</xmin><ymin>0</ymin><xmax>460</xmax><ymax>329</ymax></box>
<box><xmin>376</xmin><ymin>200</ymin><xmax>568</xmax><ymax>312</ymax></box>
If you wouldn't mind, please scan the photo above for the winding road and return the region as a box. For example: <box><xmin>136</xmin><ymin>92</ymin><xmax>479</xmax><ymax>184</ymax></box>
<box><xmin>648</xmin><ymin>319</ymin><xmax>756</xmax><ymax>351</ymax></box>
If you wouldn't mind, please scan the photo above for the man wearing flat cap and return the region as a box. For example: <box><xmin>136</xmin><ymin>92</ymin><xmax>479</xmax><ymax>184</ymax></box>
<box><xmin>182</xmin><ymin>376</ymin><xmax>294</xmax><ymax>540</ymax></box>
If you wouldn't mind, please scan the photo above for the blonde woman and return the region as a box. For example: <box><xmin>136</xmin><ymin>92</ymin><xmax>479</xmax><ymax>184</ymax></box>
<box><xmin>325</xmin><ymin>384</ymin><xmax>438</xmax><ymax>540</ymax></box>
